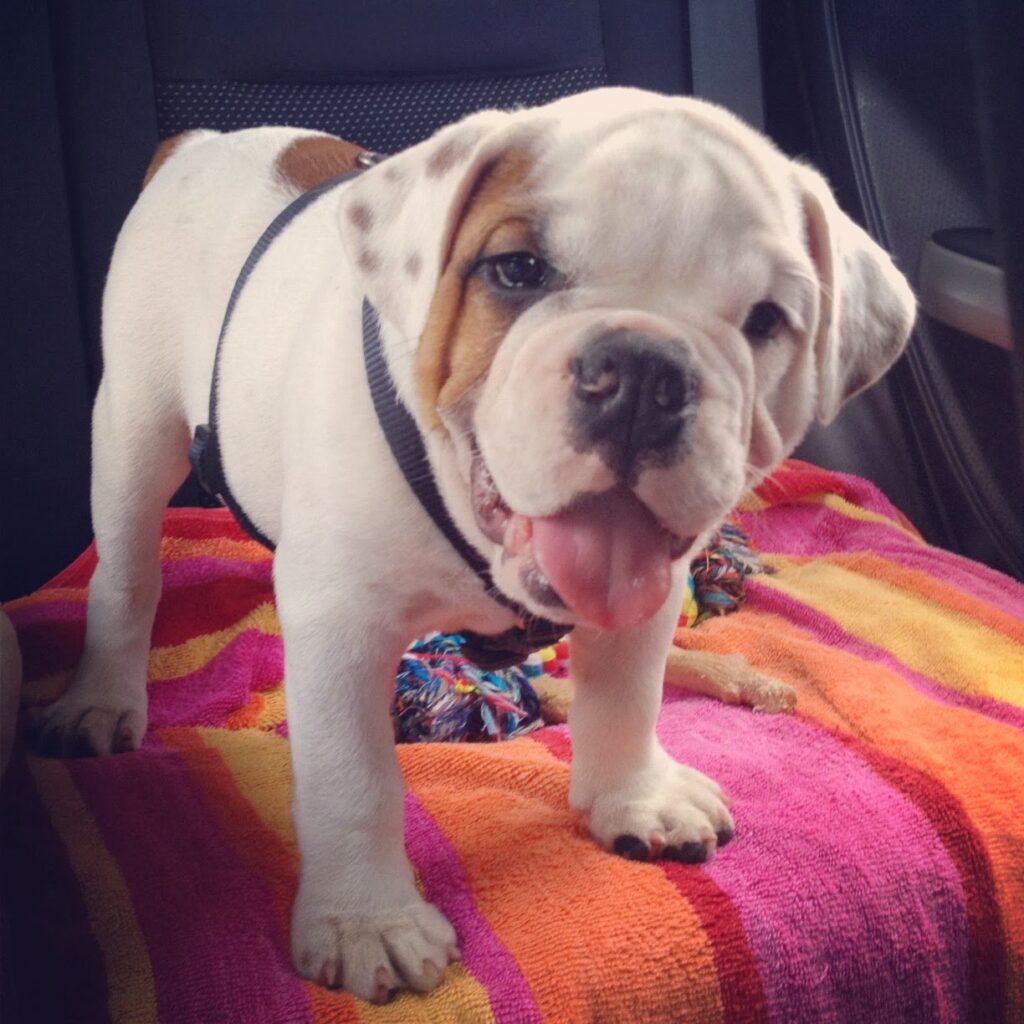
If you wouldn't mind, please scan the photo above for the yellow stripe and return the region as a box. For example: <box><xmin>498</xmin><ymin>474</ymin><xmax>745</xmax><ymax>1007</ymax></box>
<box><xmin>147</xmin><ymin>602</ymin><xmax>280</xmax><ymax>681</ymax></box>
<box><xmin>253</xmin><ymin>684</ymin><xmax>288</xmax><ymax>730</ymax></box>
<box><xmin>198</xmin><ymin>727</ymin><xmax>296</xmax><ymax>849</ymax></box>
<box><xmin>349</xmin><ymin>966</ymin><xmax>497</xmax><ymax>1024</ymax></box>
<box><xmin>200</xmin><ymin>730</ymin><xmax>499</xmax><ymax>1023</ymax></box>
<box><xmin>736</xmin><ymin>492</ymin><xmax>769</xmax><ymax>513</ymax></box>
<box><xmin>761</xmin><ymin>558</ymin><xmax>1024</xmax><ymax>705</ymax></box>
<box><xmin>28</xmin><ymin>758</ymin><xmax>159</xmax><ymax>1024</ymax></box>
<box><xmin>793</xmin><ymin>492</ymin><xmax>926</xmax><ymax>543</ymax></box>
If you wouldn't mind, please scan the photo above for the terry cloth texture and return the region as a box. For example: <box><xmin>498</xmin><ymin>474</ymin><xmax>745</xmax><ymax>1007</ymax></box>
<box><xmin>3</xmin><ymin>459</ymin><xmax>1024</xmax><ymax>1024</ymax></box>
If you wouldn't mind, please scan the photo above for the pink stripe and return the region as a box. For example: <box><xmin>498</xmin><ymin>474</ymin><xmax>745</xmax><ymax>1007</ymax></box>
<box><xmin>748</xmin><ymin>581</ymin><xmax>1024</xmax><ymax>729</ymax></box>
<box><xmin>69</xmin><ymin>739</ymin><xmax>312</xmax><ymax>1024</ymax></box>
<box><xmin>654</xmin><ymin>695</ymin><xmax>971</xmax><ymax>1024</ymax></box>
<box><xmin>7</xmin><ymin>599</ymin><xmax>85</xmax><ymax>630</ymax></box>
<box><xmin>161</xmin><ymin>555</ymin><xmax>273</xmax><ymax>590</ymax></box>
<box><xmin>738</xmin><ymin>503</ymin><xmax>1024</xmax><ymax>618</ymax></box>
<box><xmin>148</xmin><ymin>629</ymin><xmax>283</xmax><ymax>729</ymax></box>
<box><xmin>404</xmin><ymin>792</ymin><xmax>541</xmax><ymax>1024</ymax></box>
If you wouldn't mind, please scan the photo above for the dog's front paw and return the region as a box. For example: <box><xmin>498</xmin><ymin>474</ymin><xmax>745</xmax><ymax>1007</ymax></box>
<box><xmin>28</xmin><ymin>684</ymin><xmax>146</xmax><ymax>758</ymax></box>
<box><xmin>574</xmin><ymin>751</ymin><xmax>734</xmax><ymax>864</ymax></box>
<box><xmin>292</xmin><ymin>891</ymin><xmax>460</xmax><ymax>1003</ymax></box>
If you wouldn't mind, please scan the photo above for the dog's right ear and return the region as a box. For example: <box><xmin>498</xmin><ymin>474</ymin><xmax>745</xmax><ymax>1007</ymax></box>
<box><xmin>793</xmin><ymin>163</ymin><xmax>916</xmax><ymax>425</ymax></box>
<box><xmin>337</xmin><ymin>111</ymin><xmax>517</xmax><ymax>345</ymax></box>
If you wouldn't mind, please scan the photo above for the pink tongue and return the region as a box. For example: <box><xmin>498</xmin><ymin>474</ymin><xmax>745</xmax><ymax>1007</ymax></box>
<box><xmin>530</xmin><ymin>490</ymin><xmax>673</xmax><ymax>632</ymax></box>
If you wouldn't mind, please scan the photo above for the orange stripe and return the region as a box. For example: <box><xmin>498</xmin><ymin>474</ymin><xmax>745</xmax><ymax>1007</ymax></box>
<box><xmin>400</xmin><ymin>739</ymin><xmax>725</xmax><ymax>1023</ymax></box>
<box><xmin>21</xmin><ymin>669</ymin><xmax>72</xmax><ymax>704</ymax></box>
<box><xmin>224</xmin><ymin>689</ymin><xmax>267</xmax><ymax>729</ymax></box>
<box><xmin>159</xmin><ymin>534</ymin><xmax>272</xmax><ymax>564</ymax></box>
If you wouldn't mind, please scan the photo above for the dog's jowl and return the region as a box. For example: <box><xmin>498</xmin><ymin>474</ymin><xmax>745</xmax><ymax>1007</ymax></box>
<box><xmin>30</xmin><ymin>88</ymin><xmax>914</xmax><ymax>1002</ymax></box>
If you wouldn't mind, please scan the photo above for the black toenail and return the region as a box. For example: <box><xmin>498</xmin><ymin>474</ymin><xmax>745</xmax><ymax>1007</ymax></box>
<box><xmin>72</xmin><ymin>734</ymin><xmax>97</xmax><ymax>759</ymax></box>
<box><xmin>613</xmin><ymin>834</ymin><xmax>650</xmax><ymax>861</ymax></box>
<box><xmin>664</xmin><ymin>841</ymin><xmax>707</xmax><ymax>864</ymax></box>
<box><xmin>716</xmin><ymin>825</ymin><xmax>735</xmax><ymax>848</ymax></box>
<box><xmin>387</xmin><ymin>987</ymin><xmax>401</xmax><ymax>1001</ymax></box>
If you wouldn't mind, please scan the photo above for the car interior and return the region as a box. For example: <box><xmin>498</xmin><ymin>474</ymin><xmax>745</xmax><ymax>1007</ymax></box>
<box><xmin>2</xmin><ymin>1</ymin><xmax>1022</xmax><ymax>1021</ymax></box>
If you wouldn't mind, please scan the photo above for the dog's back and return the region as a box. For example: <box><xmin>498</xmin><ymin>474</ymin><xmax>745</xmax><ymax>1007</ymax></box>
<box><xmin>103</xmin><ymin>127</ymin><xmax>342</xmax><ymax>431</ymax></box>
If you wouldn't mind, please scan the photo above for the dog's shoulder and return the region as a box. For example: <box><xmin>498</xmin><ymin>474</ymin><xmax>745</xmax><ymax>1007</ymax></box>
<box><xmin>139</xmin><ymin>127</ymin><xmax>364</xmax><ymax>200</ymax></box>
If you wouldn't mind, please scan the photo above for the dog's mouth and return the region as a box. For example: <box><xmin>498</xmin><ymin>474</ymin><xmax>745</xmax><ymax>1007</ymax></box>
<box><xmin>470</xmin><ymin>449</ymin><xmax>694</xmax><ymax>631</ymax></box>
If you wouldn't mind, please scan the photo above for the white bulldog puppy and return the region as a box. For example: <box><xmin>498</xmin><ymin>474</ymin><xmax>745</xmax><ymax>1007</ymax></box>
<box><xmin>30</xmin><ymin>88</ymin><xmax>914</xmax><ymax>1002</ymax></box>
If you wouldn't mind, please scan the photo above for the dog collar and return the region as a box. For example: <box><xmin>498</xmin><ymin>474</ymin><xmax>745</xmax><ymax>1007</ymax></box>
<box><xmin>361</xmin><ymin>299</ymin><xmax>571</xmax><ymax>670</ymax></box>
<box><xmin>190</xmin><ymin>158</ymin><xmax>570</xmax><ymax>670</ymax></box>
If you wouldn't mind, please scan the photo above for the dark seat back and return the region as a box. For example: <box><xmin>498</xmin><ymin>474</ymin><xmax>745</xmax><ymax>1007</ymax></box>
<box><xmin>1</xmin><ymin>0</ymin><xmax>697</xmax><ymax>600</ymax></box>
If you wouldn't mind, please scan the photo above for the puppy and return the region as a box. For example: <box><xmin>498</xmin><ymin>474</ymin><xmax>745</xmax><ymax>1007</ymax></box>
<box><xmin>31</xmin><ymin>88</ymin><xmax>914</xmax><ymax>1001</ymax></box>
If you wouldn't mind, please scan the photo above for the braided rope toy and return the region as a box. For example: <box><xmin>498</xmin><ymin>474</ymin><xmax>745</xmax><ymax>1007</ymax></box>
<box><xmin>392</xmin><ymin>522</ymin><xmax>770</xmax><ymax>742</ymax></box>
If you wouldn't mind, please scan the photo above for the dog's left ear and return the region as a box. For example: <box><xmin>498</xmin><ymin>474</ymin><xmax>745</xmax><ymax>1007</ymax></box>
<box><xmin>337</xmin><ymin>110</ymin><xmax>518</xmax><ymax>342</ymax></box>
<box><xmin>794</xmin><ymin>163</ymin><xmax>916</xmax><ymax>424</ymax></box>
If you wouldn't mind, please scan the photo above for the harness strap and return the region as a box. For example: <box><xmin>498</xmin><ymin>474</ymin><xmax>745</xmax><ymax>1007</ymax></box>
<box><xmin>190</xmin><ymin>167</ymin><xmax>366</xmax><ymax>549</ymax></box>
<box><xmin>190</xmin><ymin>161</ymin><xmax>571</xmax><ymax>669</ymax></box>
<box><xmin>361</xmin><ymin>300</ymin><xmax>571</xmax><ymax>669</ymax></box>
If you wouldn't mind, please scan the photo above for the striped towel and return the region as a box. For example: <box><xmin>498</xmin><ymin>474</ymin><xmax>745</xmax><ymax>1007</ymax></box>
<box><xmin>2</xmin><ymin>459</ymin><xmax>1023</xmax><ymax>1024</ymax></box>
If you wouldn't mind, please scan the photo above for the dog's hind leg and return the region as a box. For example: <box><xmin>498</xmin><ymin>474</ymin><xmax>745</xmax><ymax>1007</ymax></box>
<box><xmin>534</xmin><ymin>646</ymin><xmax>795</xmax><ymax>725</ymax></box>
<box><xmin>664</xmin><ymin>647</ymin><xmax>796</xmax><ymax>712</ymax></box>
<box><xmin>30</xmin><ymin>375</ymin><xmax>191</xmax><ymax>756</ymax></box>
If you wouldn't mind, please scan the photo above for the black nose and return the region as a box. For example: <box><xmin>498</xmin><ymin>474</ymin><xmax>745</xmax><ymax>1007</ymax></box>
<box><xmin>570</xmin><ymin>329</ymin><xmax>698</xmax><ymax>476</ymax></box>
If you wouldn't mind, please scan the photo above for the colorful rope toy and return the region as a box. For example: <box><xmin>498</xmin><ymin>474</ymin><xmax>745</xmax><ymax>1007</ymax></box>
<box><xmin>392</xmin><ymin>523</ymin><xmax>769</xmax><ymax>742</ymax></box>
<box><xmin>393</xmin><ymin>633</ymin><xmax>544</xmax><ymax>743</ymax></box>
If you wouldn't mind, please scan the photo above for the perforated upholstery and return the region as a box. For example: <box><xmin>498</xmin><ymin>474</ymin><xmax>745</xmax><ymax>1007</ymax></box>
<box><xmin>156</xmin><ymin>70</ymin><xmax>608</xmax><ymax>151</ymax></box>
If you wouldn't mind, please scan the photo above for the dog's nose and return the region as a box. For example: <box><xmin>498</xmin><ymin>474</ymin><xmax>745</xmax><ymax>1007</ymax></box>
<box><xmin>570</xmin><ymin>329</ymin><xmax>698</xmax><ymax>475</ymax></box>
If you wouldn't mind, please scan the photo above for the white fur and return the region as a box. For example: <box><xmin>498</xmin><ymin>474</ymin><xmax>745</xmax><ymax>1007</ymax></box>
<box><xmin>31</xmin><ymin>88</ymin><xmax>915</xmax><ymax>1002</ymax></box>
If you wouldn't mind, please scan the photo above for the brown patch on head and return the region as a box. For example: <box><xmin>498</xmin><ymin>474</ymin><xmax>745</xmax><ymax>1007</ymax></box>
<box><xmin>426</xmin><ymin>130</ymin><xmax>481</xmax><ymax>179</ymax></box>
<box><xmin>275</xmin><ymin>134</ymin><xmax>365</xmax><ymax>195</ymax></box>
<box><xmin>142</xmin><ymin>132</ymin><xmax>200</xmax><ymax>189</ymax></box>
<box><xmin>358</xmin><ymin>249</ymin><xmax>381</xmax><ymax>275</ymax></box>
<box><xmin>417</xmin><ymin>146</ymin><xmax>540</xmax><ymax>428</ymax></box>
<box><xmin>347</xmin><ymin>202</ymin><xmax>374</xmax><ymax>233</ymax></box>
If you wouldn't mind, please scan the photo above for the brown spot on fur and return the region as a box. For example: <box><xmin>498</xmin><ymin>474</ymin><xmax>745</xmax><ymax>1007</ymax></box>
<box><xmin>384</xmin><ymin>164</ymin><xmax>404</xmax><ymax>183</ymax></box>
<box><xmin>348</xmin><ymin>202</ymin><xmax>374</xmax><ymax>232</ymax></box>
<box><xmin>405</xmin><ymin>253</ymin><xmax>422</xmax><ymax>280</ymax></box>
<box><xmin>426</xmin><ymin>130</ymin><xmax>480</xmax><ymax>179</ymax></box>
<box><xmin>142</xmin><ymin>132</ymin><xmax>199</xmax><ymax>189</ymax></box>
<box><xmin>417</xmin><ymin>146</ymin><xmax>539</xmax><ymax>427</ymax></box>
<box><xmin>275</xmin><ymin>134</ymin><xmax>364</xmax><ymax>195</ymax></box>
<box><xmin>358</xmin><ymin>249</ymin><xmax>380</xmax><ymax>274</ymax></box>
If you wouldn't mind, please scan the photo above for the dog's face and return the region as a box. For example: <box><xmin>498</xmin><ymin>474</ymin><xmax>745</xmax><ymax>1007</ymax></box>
<box><xmin>340</xmin><ymin>88</ymin><xmax>915</xmax><ymax>632</ymax></box>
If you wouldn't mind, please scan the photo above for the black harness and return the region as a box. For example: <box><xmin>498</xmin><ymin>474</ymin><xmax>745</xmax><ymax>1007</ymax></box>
<box><xmin>189</xmin><ymin>163</ymin><xmax>570</xmax><ymax>670</ymax></box>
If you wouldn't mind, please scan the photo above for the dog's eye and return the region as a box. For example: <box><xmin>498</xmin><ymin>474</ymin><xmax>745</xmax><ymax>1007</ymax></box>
<box><xmin>486</xmin><ymin>252</ymin><xmax>551</xmax><ymax>291</ymax></box>
<box><xmin>742</xmin><ymin>301</ymin><xmax>788</xmax><ymax>342</ymax></box>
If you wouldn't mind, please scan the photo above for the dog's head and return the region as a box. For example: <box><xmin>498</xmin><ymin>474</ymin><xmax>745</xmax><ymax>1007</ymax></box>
<box><xmin>339</xmin><ymin>88</ymin><xmax>915</xmax><ymax>632</ymax></box>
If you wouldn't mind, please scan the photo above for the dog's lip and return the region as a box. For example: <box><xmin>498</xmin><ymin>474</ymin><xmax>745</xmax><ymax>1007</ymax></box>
<box><xmin>470</xmin><ymin>448</ymin><xmax>513</xmax><ymax>546</ymax></box>
<box><xmin>469</xmin><ymin>445</ymin><xmax>696</xmax><ymax>605</ymax></box>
